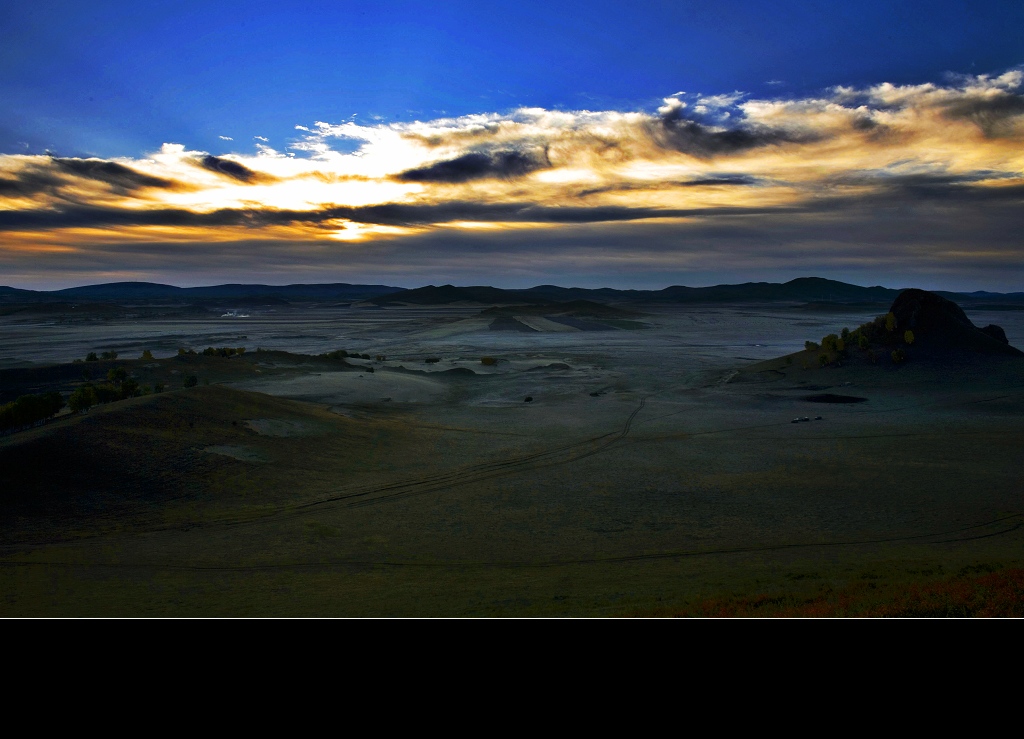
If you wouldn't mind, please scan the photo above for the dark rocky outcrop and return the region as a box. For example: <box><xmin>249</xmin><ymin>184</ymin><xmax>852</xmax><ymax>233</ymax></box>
<box><xmin>888</xmin><ymin>289</ymin><xmax>1022</xmax><ymax>356</ymax></box>
<box><xmin>981</xmin><ymin>324</ymin><xmax>1009</xmax><ymax>345</ymax></box>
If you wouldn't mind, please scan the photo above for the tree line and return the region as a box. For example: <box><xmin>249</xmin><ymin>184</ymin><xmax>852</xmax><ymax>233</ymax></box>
<box><xmin>0</xmin><ymin>392</ymin><xmax>65</xmax><ymax>434</ymax></box>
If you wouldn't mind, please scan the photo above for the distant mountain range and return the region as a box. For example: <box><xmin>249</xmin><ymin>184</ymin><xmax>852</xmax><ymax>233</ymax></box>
<box><xmin>2</xmin><ymin>277</ymin><xmax>1022</xmax><ymax>306</ymax></box>
<box><xmin>0</xmin><ymin>282</ymin><xmax>402</xmax><ymax>303</ymax></box>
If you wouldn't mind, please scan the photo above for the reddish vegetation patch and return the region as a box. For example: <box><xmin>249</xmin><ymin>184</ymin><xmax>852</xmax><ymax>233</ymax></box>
<box><xmin>630</xmin><ymin>568</ymin><xmax>1024</xmax><ymax>617</ymax></box>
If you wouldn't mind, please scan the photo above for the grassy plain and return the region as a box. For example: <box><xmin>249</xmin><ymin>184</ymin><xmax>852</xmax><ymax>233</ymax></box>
<box><xmin>1</xmin><ymin>302</ymin><xmax>1023</xmax><ymax>616</ymax></box>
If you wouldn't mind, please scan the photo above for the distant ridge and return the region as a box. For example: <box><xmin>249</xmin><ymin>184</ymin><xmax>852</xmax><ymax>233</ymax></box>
<box><xmin>2</xmin><ymin>277</ymin><xmax>1022</xmax><ymax>306</ymax></box>
<box><xmin>368</xmin><ymin>277</ymin><xmax>1024</xmax><ymax>306</ymax></box>
<box><xmin>0</xmin><ymin>281</ymin><xmax>404</xmax><ymax>303</ymax></box>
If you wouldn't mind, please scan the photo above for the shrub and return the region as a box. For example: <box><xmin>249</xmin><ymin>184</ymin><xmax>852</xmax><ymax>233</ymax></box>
<box><xmin>153</xmin><ymin>383</ymin><xmax>165</xmax><ymax>393</ymax></box>
<box><xmin>867</xmin><ymin>349</ymin><xmax>878</xmax><ymax>364</ymax></box>
<box><xmin>904</xmin><ymin>330</ymin><xmax>915</xmax><ymax>345</ymax></box>
<box><xmin>891</xmin><ymin>349</ymin><xmax>906</xmax><ymax>363</ymax></box>
<box><xmin>481</xmin><ymin>357</ymin><xmax>497</xmax><ymax>366</ymax></box>
<box><xmin>804</xmin><ymin>341</ymin><xmax>819</xmax><ymax>351</ymax></box>
<box><xmin>819</xmin><ymin>353</ymin><xmax>830</xmax><ymax>367</ymax></box>
<box><xmin>858</xmin><ymin>334</ymin><xmax>870</xmax><ymax>350</ymax></box>
<box><xmin>140</xmin><ymin>349</ymin><xmax>154</xmax><ymax>360</ymax></box>
<box><xmin>322</xmin><ymin>350</ymin><xmax>348</xmax><ymax>360</ymax></box>
<box><xmin>183</xmin><ymin>375</ymin><xmax>199</xmax><ymax>388</ymax></box>
<box><xmin>821</xmin><ymin>334</ymin><xmax>840</xmax><ymax>353</ymax></box>
<box><xmin>425</xmin><ymin>357</ymin><xmax>441</xmax><ymax>364</ymax></box>
<box><xmin>885</xmin><ymin>312</ymin><xmax>897</xmax><ymax>332</ymax></box>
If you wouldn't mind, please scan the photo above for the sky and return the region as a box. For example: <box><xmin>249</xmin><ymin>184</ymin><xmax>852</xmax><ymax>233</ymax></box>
<box><xmin>2</xmin><ymin>1</ymin><xmax>1023</xmax><ymax>291</ymax></box>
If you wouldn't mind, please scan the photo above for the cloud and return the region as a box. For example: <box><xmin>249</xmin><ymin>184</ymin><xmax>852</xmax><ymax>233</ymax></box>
<box><xmin>940</xmin><ymin>92</ymin><xmax>1024</xmax><ymax>137</ymax></box>
<box><xmin>219</xmin><ymin>135</ymin><xmax>234</xmax><ymax>141</ymax></box>
<box><xmin>0</xmin><ymin>166</ymin><xmax>65</xmax><ymax>198</ymax></box>
<box><xmin>394</xmin><ymin>148</ymin><xmax>550</xmax><ymax>183</ymax></box>
<box><xmin>577</xmin><ymin>174</ymin><xmax>763</xmax><ymax>197</ymax></box>
<box><xmin>2</xmin><ymin>68</ymin><xmax>1023</xmax><ymax>289</ymax></box>
<box><xmin>51</xmin><ymin>158</ymin><xmax>179</xmax><ymax>192</ymax></box>
<box><xmin>195</xmin><ymin>154</ymin><xmax>278</xmax><ymax>184</ymax></box>
<box><xmin>649</xmin><ymin>95</ymin><xmax>822</xmax><ymax>157</ymax></box>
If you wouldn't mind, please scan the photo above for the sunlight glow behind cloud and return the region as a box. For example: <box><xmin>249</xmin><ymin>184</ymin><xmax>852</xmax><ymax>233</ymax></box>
<box><xmin>2</xmin><ymin>70</ymin><xmax>1023</xmax><ymax>289</ymax></box>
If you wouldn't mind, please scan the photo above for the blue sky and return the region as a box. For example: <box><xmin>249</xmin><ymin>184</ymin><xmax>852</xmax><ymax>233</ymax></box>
<box><xmin>6</xmin><ymin>1</ymin><xmax>1022</xmax><ymax>158</ymax></box>
<box><xmin>2</xmin><ymin>2</ymin><xmax>1023</xmax><ymax>290</ymax></box>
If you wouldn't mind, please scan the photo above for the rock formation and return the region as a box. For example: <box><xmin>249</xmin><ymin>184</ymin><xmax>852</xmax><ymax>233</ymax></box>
<box><xmin>888</xmin><ymin>289</ymin><xmax>1022</xmax><ymax>356</ymax></box>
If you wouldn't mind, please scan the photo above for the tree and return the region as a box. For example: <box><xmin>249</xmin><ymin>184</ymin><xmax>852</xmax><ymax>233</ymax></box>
<box><xmin>86</xmin><ymin>352</ymin><xmax>99</xmax><ymax>362</ymax></box>
<box><xmin>885</xmin><ymin>312</ymin><xmax>897</xmax><ymax>332</ymax></box>
<box><xmin>101</xmin><ymin>350</ymin><xmax>118</xmax><ymax>360</ymax></box>
<box><xmin>107</xmin><ymin>367</ymin><xmax>128</xmax><ymax>384</ymax></box>
<box><xmin>183</xmin><ymin>375</ymin><xmax>199</xmax><ymax>388</ymax></box>
<box><xmin>904</xmin><ymin>330</ymin><xmax>915</xmax><ymax>345</ymax></box>
<box><xmin>120</xmin><ymin>378</ymin><xmax>140</xmax><ymax>398</ymax></box>
<box><xmin>858</xmin><ymin>334</ymin><xmax>870</xmax><ymax>350</ymax></box>
<box><xmin>140</xmin><ymin>349</ymin><xmax>154</xmax><ymax>360</ymax></box>
<box><xmin>69</xmin><ymin>385</ymin><xmax>98</xmax><ymax>413</ymax></box>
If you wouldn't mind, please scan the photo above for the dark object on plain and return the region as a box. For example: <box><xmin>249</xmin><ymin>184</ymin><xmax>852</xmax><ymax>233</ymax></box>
<box><xmin>803</xmin><ymin>394</ymin><xmax>867</xmax><ymax>404</ymax></box>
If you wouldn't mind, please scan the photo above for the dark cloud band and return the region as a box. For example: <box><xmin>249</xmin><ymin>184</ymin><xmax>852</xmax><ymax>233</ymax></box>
<box><xmin>52</xmin><ymin>158</ymin><xmax>178</xmax><ymax>191</ymax></box>
<box><xmin>647</xmin><ymin>105</ymin><xmax>822</xmax><ymax>158</ymax></box>
<box><xmin>395</xmin><ymin>148</ymin><xmax>549</xmax><ymax>183</ymax></box>
<box><xmin>197</xmin><ymin>155</ymin><xmax>277</xmax><ymax>183</ymax></box>
<box><xmin>2</xmin><ymin>170</ymin><xmax>1021</xmax><ymax>233</ymax></box>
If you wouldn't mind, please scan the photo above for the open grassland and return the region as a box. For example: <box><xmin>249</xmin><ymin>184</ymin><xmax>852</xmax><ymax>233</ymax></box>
<box><xmin>2</xmin><ymin>303</ymin><xmax>1023</xmax><ymax>615</ymax></box>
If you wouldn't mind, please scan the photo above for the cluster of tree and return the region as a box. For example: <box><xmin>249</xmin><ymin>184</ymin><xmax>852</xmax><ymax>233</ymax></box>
<box><xmin>322</xmin><ymin>349</ymin><xmax>374</xmax><ymax>360</ymax></box>
<box><xmin>68</xmin><ymin>369</ymin><xmax>165</xmax><ymax>412</ymax></box>
<box><xmin>177</xmin><ymin>347</ymin><xmax>246</xmax><ymax>357</ymax></box>
<box><xmin>0</xmin><ymin>392</ymin><xmax>65</xmax><ymax>433</ymax></box>
<box><xmin>806</xmin><ymin>313</ymin><xmax>916</xmax><ymax>367</ymax></box>
<box><xmin>202</xmin><ymin>346</ymin><xmax>245</xmax><ymax>357</ymax></box>
<box><xmin>78</xmin><ymin>350</ymin><xmax>119</xmax><ymax>362</ymax></box>
<box><xmin>321</xmin><ymin>349</ymin><xmax>378</xmax><ymax>361</ymax></box>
